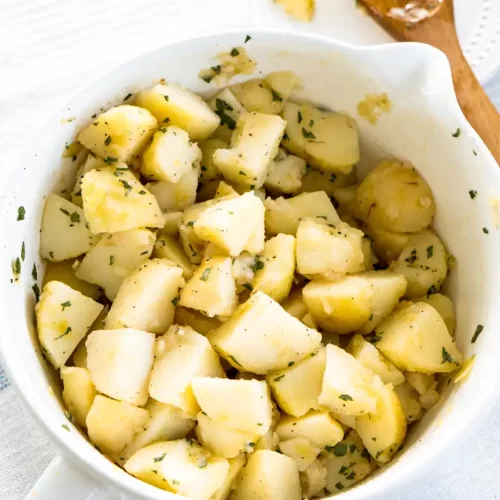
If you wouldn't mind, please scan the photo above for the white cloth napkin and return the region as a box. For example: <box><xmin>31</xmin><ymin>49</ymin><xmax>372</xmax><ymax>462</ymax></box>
<box><xmin>2</xmin><ymin>1</ymin><xmax>500</xmax><ymax>499</ymax></box>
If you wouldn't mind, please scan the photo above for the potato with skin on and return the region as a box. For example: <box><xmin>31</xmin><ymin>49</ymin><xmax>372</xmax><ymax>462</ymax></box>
<box><xmin>86</xmin><ymin>395</ymin><xmax>149</xmax><ymax>456</ymax></box>
<box><xmin>394</xmin><ymin>382</ymin><xmax>423</xmax><ymax>423</ymax></box>
<box><xmin>265</xmin><ymin>148</ymin><xmax>305</xmax><ymax>195</ymax></box>
<box><xmin>124</xmin><ymin>439</ymin><xmax>229</xmax><ymax>500</ymax></box>
<box><xmin>35</xmin><ymin>281</ymin><xmax>104</xmax><ymax>368</ymax></box>
<box><xmin>61</xmin><ymin>367</ymin><xmax>97</xmax><ymax>427</ymax></box>
<box><xmin>77</xmin><ymin>105</ymin><xmax>157</xmax><ymax>163</ymax></box>
<box><xmin>375</xmin><ymin>301</ymin><xmax>463</xmax><ymax>373</ymax></box>
<box><xmin>208</xmin><ymin>291</ymin><xmax>322</xmax><ymax>374</ymax></box>
<box><xmin>135</xmin><ymin>83</ymin><xmax>220</xmax><ymax>141</ymax></box>
<box><xmin>40</xmin><ymin>194</ymin><xmax>98</xmax><ymax>262</ymax></box>
<box><xmin>211</xmin><ymin>454</ymin><xmax>246</xmax><ymax>500</ymax></box>
<box><xmin>412</xmin><ymin>293</ymin><xmax>456</xmax><ymax>334</ymax></box>
<box><xmin>174</xmin><ymin>307</ymin><xmax>222</xmax><ymax>335</ymax></box>
<box><xmin>206</xmin><ymin>89</ymin><xmax>246</xmax><ymax>143</ymax></box>
<box><xmin>153</xmin><ymin>234</ymin><xmax>193</xmax><ymax>279</ymax></box>
<box><xmin>365</xmin><ymin>225</ymin><xmax>410</xmax><ymax>264</ymax></box>
<box><xmin>213</xmin><ymin>112</ymin><xmax>286</xmax><ymax>189</ymax></box>
<box><xmin>86</xmin><ymin>328</ymin><xmax>155</xmax><ymax>406</ymax></box>
<box><xmin>231</xmin><ymin>79</ymin><xmax>284</xmax><ymax>115</ymax></box>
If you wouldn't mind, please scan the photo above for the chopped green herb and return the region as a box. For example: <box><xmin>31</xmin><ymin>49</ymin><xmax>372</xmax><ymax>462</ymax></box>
<box><xmin>200</xmin><ymin>268</ymin><xmax>212</xmax><ymax>281</ymax></box>
<box><xmin>138</xmin><ymin>190</ymin><xmax>146</xmax><ymax>195</ymax></box>
<box><xmin>103</xmin><ymin>156</ymin><xmax>118</xmax><ymax>164</ymax></box>
<box><xmin>452</xmin><ymin>128</ymin><xmax>461</xmax><ymax>138</ymax></box>
<box><xmin>274</xmin><ymin>374</ymin><xmax>285</xmax><ymax>382</ymax></box>
<box><xmin>469</xmin><ymin>190</ymin><xmax>477</xmax><ymax>199</ymax></box>
<box><xmin>471</xmin><ymin>324</ymin><xmax>484</xmax><ymax>343</ymax></box>
<box><xmin>330</xmin><ymin>174</ymin><xmax>337</xmax><ymax>183</ymax></box>
<box><xmin>123</xmin><ymin>93</ymin><xmax>133</xmax><ymax>101</ymax></box>
<box><xmin>55</xmin><ymin>327</ymin><xmax>72</xmax><ymax>340</ymax></box>
<box><xmin>242</xmin><ymin>283</ymin><xmax>253</xmax><ymax>291</ymax></box>
<box><xmin>32</xmin><ymin>283</ymin><xmax>41</xmax><ymax>302</ymax></box>
<box><xmin>427</xmin><ymin>284</ymin><xmax>438</xmax><ymax>296</ymax></box>
<box><xmin>346</xmin><ymin>471</ymin><xmax>356</xmax><ymax>480</ymax></box>
<box><xmin>298</xmin><ymin>111</ymin><xmax>303</xmax><ymax>123</ymax></box>
<box><xmin>211</xmin><ymin>65</ymin><xmax>222</xmax><ymax>75</ymax></box>
<box><xmin>253</xmin><ymin>259</ymin><xmax>264</xmax><ymax>272</ymax></box>
<box><xmin>62</xmin><ymin>424</ymin><xmax>70</xmax><ymax>431</ymax></box>
<box><xmin>172</xmin><ymin>480</ymin><xmax>180</xmax><ymax>485</ymax></box>
<box><xmin>17</xmin><ymin>206</ymin><xmax>26</xmax><ymax>221</ymax></box>
<box><xmin>282</xmin><ymin>132</ymin><xmax>289</xmax><ymax>141</ymax></box>
<box><xmin>245</xmin><ymin>35</ymin><xmax>252</xmax><ymax>43</ymax></box>
<box><xmin>153</xmin><ymin>453</ymin><xmax>167</xmax><ymax>463</ymax></box>
<box><xmin>239</xmin><ymin>170</ymin><xmax>246</xmax><ymax>176</ymax></box>
<box><xmin>288</xmin><ymin>361</ymin><xmax>295</xmax><ymax>367</ymax></box>
<box><xmin>441</xmin><ymin>346</ymin><xmax>454</xmax><ymax>364</ymax></box>
<box><xmin>164</xmin><ymin>95</ymin><xmax>170</xmax><ymax>102</ymax></box>
<box><xmin>405</xmin><ymin>248</ymin><xmax>417</xmax><ymax>265</ymax></box>
<box><xmin>49</xmin><ymin>251</ymin><xmax>54</xmax><ymax>259</ymax></box>
<box><xmin>316</xmin><ymin>215</ymin><xmax>327</xmax><ymax>220</ymax></box>
<box><xmin>228</xmin><ymin>355</ymin><xmax>243</xmax><ymax>367</ymax></box>
<box><xmin>119</xmin><ymin>179</ymin><xmax>133</xmax><ymax>195</ymax></box>
<box><xmin>214</xmin><ymin>98</ymin><xmax>236</xmax><ymax>130</ymax></box>
<box><xmin>201</xmin><ymin>165</ymin><xmax>207</xmax><ymax>171</ymax></box>
<box><xmin>325</xmin><ymin>443</ymin><xmax>348</xmax><ymax>456</ymax></box>
<box><xmin>109</xmin><ymin>255</ymin><xmax>115</xmax><ymax>266</ymax></box>
<box><xmin>32</xmin><ymin>264</ymin><xmax>37</xmax><ymax>281</ymax></box>
<box><xmin>104</xmin><ymin>135</ymin><xmax>112</xmax><ymax>146</ymax></box>
<box><xmin>12</xmin><ymin>257</ymin><xmax>21</xmax><ymax>276</ymax></box>
<box><xmin>366</xmin><ymin>334</ymin><xmax>381</xmax><ymax>344</ymax></box>
<box><xmin>339</xmin><ymin>394</ymin><xmax>353</xmax><ymax>401</ymax></box>
<box><xmin>60</xmin><ymin>208</ymin><xmax>70</xmax><ymax>216</ymax></box>
<box><xmin>335</xmin><ymin>482</ymin><xmax>345</xmax><ymax>490</ymax></box>
<box><xmin>61</xmin><ymin>301</ymin><xmax>71</xmax><ymax>311</ymax></box>
<box><xmin>302</xmin><ymin>128</ymin><xmax>316</xmax><ymax>139</ymax></box>
<box><xmin>483</xmin><ymin>227</ymin><xmax>489</xmax><ymax>234</ymax></box>
<box><xmin>426</xmin><ymin>245</ymin><xmax>433</xmax><ymax>258</ymax></box>
<box><xmin>171</xmin><ymin>297</ymin><xmax>180</xmax><ymax>307</ymax></box>
<box><xmin>186</xmin><ymin>221</ymin><xmax>195</xmax><ymax>227</ymax></box>
<box><xmin>361</xmin><ymin>448</ymin><xmax>372</xmax><ymax>460</ymax></box>
<box><xmin>230</xmin><ymin>48</ymin><xmax>239</xmax><ymax>57</ymax></box>
<box><xmin>271</xmin><ymin>90</ymin><xmax>282</xmax><ymax>102</ymax></box>
<box><xmin>162</xmin><ymin>117</ymin><xmax>170</xmax><ymax>123</ymax></box>
<box><xmin>309</xmin><ymin>119</ymin><xmax>314</xmax><ymax>127</ymax></box>
<box><xmin>202</xmin><ymin>75</ymin><xmax>213</xmax><ymax>83</ymax></box>
<box><xmin>21</xmin><ymin>242</ymin><xmax>25</xmax><ymax>261</ymax></box>
<box><xmin>349</xmin><ymin>444</ymin><xmax>357</xmax><ymax>454</ymax></box>
<box><xmin>473</xmin><ymin>150</ymin><xmax>478</xmax><ymax>156</ymax></box>
<box><xmin>70</xmin><ymin>212</ymin><xmax>80</xmax><ymax>223</ymax></box>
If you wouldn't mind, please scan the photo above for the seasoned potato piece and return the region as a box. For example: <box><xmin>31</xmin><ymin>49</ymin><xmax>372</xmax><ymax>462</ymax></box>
<box><xmin>302</xmin><ymin>277</ymin><xmax>373</xmax><ymax>334</ymax></box>
<box><xmin>389</xmin><ymin>230</ymin><xmax>448</xmax><ymax>297</ymax></box>
<box><xmin>333</xmin><ymin>185</ymin><xmax>358</xmax><ymax>215</ymax></box>
<box><xmin>405</xmin><ymin>372</ymin><xmax>436</xmax><ymax>395</ymax></box>
<box><xmin>36</xmin><ymin>281</ymin><xmax>104</xmax><ymax>368</ymax></box>
<box><xmin>149</xmin><ymin>326</ymin><xmax>225</xmax><ymax>416</ymax></box>
<box><xmin>265</xmin><ymin>71</ymin><xmax>302</xmax><ymax>101</ymax></box>
<box><xmin>207</xmin><ymin>89</ymin><xmax>247</xmax><ymax>143</ymax></box>
<box><xmin>279</xmin><ymin>438</ymin><xmax>321</xmax><ymax>471</ymax></box>
<box><xmin>75</xmin><ymin>228</ymin><xmax>155</xmax><ymax>300</ymax></box>
<box><xmin>86</xmin><ymin>328</ymin><xmax>155</xmax><ymax>406</ymax></box>
<box><xmin>267</xmin><ymin>347</ymin><xmax>326</xmax><ymax>418</ymax></box>
<box><xmin>282</xmin><ymin>102</ymin><xmax>358</xmax><ymax>174</ymax></box>
<box><xmin>231</xmin><ymin>252</ymin><xmax>256</xmax><ymax>291</ymax></box>
<box><xmin>282</xmin><ymin>289</ymin><xmax>309</xmax><ymax>320</ymax></box>
<box><xmin>174</xmin><ymin>307</ymin><xmax>222</xmax><ymax>335</ymax></box>
<box><xmin>298</xmin><ymin>167</ymin><xmax>356</xmax><ymax>197</ymax></box>
<box><xmin>412</xmin><ymin>292</ymin><xmax>456</xmax><ymax>334</ymax></box>
<box><xmin>361</xmin><ymin>237</ymin><xmax>375</xmax><ymax>271</ymax></box>
<box><xmin>355</xmin><ymin>160</ymin><xmax>435</xmax><ymax>232</ymax></box>
<box><xmin>179</xmin><ymin>257</ymin><xmax>237</xmax><ymax>317</ymax></box>
<box><xmin>420</xmin><ymin>389</ymin><xmax>440</xmax><ymax>410</ymax></box>
<box><xmin>77</xmin><ymin>105</ymin><xmax>157</xmax><ymax>163</ymax></box>
<box><xmin>105</xmin><ymin>259</ymin><xmax>184</xmax><ymax>333</ymax></box>
<box><xmin>233</xmin><ymin>450</ymin><xmax>301</xmax><ymax>500</ymax></box>
<box><xmin>81</xmin><ymin>166</ymin><xmax>163</xmax><ymax>234</ymax></box>
<box><xmin>365</xmin><ymin>225</ymin><xmax>410</xmax><ymax>264</ymax></box>
<box><xmin>61</xmin><ymin>367</ymin><xmax>96</xmax><ymax>427</ymax></box>
<box><xmin>208</xmin><ymin>291</ymin><xmax>322</xmax><ymax>374</ymax></box>
<box><xmin>296</xmin><ymin>219</ymin><xmax>365</xmax><ymax>277</ymax></box>
<box><xmin>135</xmin><ymin>83</ymin><xmax>220</xmax><ymax>141</ymax></box>
<box><xmin>153</xmin><ymin>234</ymin><xmax>193</xmax><ymax>279</ymax></box>
<box><xmin>86</xmin><ymin>395</ymin><xmax>149</xmax><ymax>456</ymax></box>
<box><xmin>300</xmin><ymin>458</ymin><xmax>327</xmax><ymax>499</ymax></box>
<box><xmin>394</xmin><ymin>382</ymin><xmax>423</xmax><ymax>423</ymax></box>
<box><xmin>71</xmin><ymin>155</ymin><xmax>108</xmax><ymax>207</ymax></box>
<box><xmin>265</xmin><ymin>148</ymin><xmax>305</xmax><ymax>194</ymax></box>
<box><xmin>124</xmin><ymin>439</ymin><xmax>229</xmax><ymax>500</ymax></box>
<box><xmin>319</xmin><ymin>344</ymin><xmax>383</xmax><ymax>416</ymax></box>
<box><xmin>198</xmin><ymin>137</ymin><xmax>227</xmax><ymax>183</ymax></box>
<box><xmin>231</xmin><ymin>79</ymin><xmax>283</xmax><ymax>115</ymax></box>
<box><xmin>376</xmin><ymin>302</ymin><xmax>463</xmax><ymax>373</ymax></box>
<box><xmin>215</xmin><ymin>180</ymin><xmax>239</xmax><ymax>198</ymax></box>
<box><xmin>252</xmin><ymin>234</ymin><xmax>296</xmax><ymax>303</ymax></box>
<box><xmin>40</xmin><ymin>194</ymin><xmax>98</xmax><ymax>261</ymax></box>
<box><xmin>213</xmin><ymin>112</ymin><xmax>286</xmax><ymax>188</ymax></box>
<box><xmin>162</xmin><ymin>211</ymin><xmax>183</xmax><ymax>236</ymax></box>
<box><xmin>275</xmin><ymin>0</ymin><xmax>315</xmax><ymax>21</ymax></box>
<box><xmin>211</xmin><ymin>454</ymin><xmax>246</xmax><ymax>500</ymax></box>
<box><xmin>265</xmin><ymin>191</ymin><xmax>341</xmax><ymax>235</ymax></box>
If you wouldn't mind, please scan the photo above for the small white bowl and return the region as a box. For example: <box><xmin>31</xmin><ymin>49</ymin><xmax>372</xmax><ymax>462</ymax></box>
<box><xmin>2</xmin><ymin>30</ymin><xmax>500</xmax><ymax>500</ymax></box>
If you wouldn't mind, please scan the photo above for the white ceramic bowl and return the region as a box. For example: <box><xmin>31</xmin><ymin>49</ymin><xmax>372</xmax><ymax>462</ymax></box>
<box><xmin>2</xmin><ymin>30</ymin><xmax>500</xmax><ymax>500</ymax></box>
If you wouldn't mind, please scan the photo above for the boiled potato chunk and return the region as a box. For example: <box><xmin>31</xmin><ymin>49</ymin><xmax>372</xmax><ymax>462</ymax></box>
<box><xmin>71</xmin><ymin>155</ymin><xmax>108</xmax><ymax>207</ymax></box>
<box><xmin>124</xmin><ymin>439</ymin><xmax>229</xmax><ymax>500</ymax></box>
<box><xmin>208</xmin><ymin>291</ymin><xmax>322</xmax><ymax>374</ymax></box>
<box><xmin>275</xmin><ymin>0</ymin><xmax>315</xmax><ymax>21</ymax></box>
<box><xmin>179</xmin><ymin>257</ymin><xmax>237</xmax><ymax>317</ymax></box>
<box><xmin>211</xmin><ymin>454</ymin><xmax>246</xmax><ymax>500</ymax></box>
<box><xmin>298</xmin><ymin>167</ymin><xmax>356</xmax><ymax>198</ymax></box>
<box><xmin>105</xmin><ymin>259</ymin><xmax>184</xmax><ymax>333</ymax></box>
<box><xmin>213</xmin><ymin>112</ymin><xmax>286</xmax><ymax>188</ymax></box>
<box><xmin>231</xmin><ymin>79</ymin><xmax>283</xmax><ymax>115</ymax></box>
<box><xmin>141</xmin><ymin>126</ymin><xmax>201</xmax><ymax>182</ymax></box>
<box><xmin>264</xmin><ymin>191</ymin><xmax>341</xmax><ymax>235</ymax></box>
<box><xmin>265</xmin><ymin>148</ymin><xmax>305</xmax><ymax>194</ymax></box>
<box><xmin>365</xmin><ymin>225</ymin><xmax>410</xmax><ymax>264</ymax></box>
<box><xmin>40</xmin><ymin>194</ymin><xmax>98</xmax><ymax>261</ymax></box>
<box><xmin>36</xmin><ymin>281</ymin><xmax>104</xmax><ymax>368</ymax></box>
<box><xmin>86</xmin><ymin>328</ymin><xmax>155</xmax><ymax>406</ymax></box>
<box><xmin>153</xmin><ymin>234</ymin><xmax>194</xmax><ymax>279</ymax></box>
<box><xmin>347</xmin><ymin>334</ymin><xmax>405</xmax><ymax>386</ymax></box>
<box><xmin>376</xmin><ymin>302</ymin><xmax>463</xmax><ymax>373</ymax></box>
<box><xmin>300</xmin><ymin>458</ymin><xmax>327</xmax><ymax>499</ymax></box>
<box><xmin>198</xmin><ymin>137</ymin><xmax>226</xmax><ymax>183</ymax></box>
<box><xmin>318</xmin><ymin>344</ymin><xmax>383</xmax><ymax>416</ymax></box>
<box><xmin>135</xmin><ymin>83</ymin><xmax>220</xmax><ymax>141</ymax></box>
<box><xmin>302</xmin><ymin>277</ymin><xmax>373</xmax><ymax>334</ymax></box>
<box><xmin>267</xmin><ymin>347</ymin><xmax>326</xmax><ymax>418</ymax></box>
<box><xmin>81</xmin><ymin>166</ymin><xmax>163</xmax><ymax>234</ymax></box>
<box><xmin>174</xmin><ymin>307</ymin><xmax>222</xmax><ymax>335</ymax></box>
<box><xmin>405</xmin><ymin>372</ymin><xmax>436</xmax><ymax>395</ymax></box>
<box><xmin>356</xmin><ymin>384</ymin><xmax>407</xmax><ymax>463</ymax></box>
<box><xmin>279</xmin><ymin>438</ymin><xmax>321</xmax><ymax>472</ymax></box>
<box><xmin>251</xmin><ymin>234</ymin><xmax>296</xmax><ymax>303</ymax></box>
<box><xmin>412</xmin><ymin>292</ymin><xmax>456</xmax><ymax>334</ymax></box>
<box><xmin>162</xmin><ymin>211</ymin><xmax>183</xmax><ymax>236</ymax></box>
<box><xmin>265</xmin><ymin>71</ymin><xmax>302</xmax><ymax>101</ymax></box>
<box><xmin>394</xmin><ymin>382</ymin><xmax>423</xmax><ymax>423</ymax></box>
<box><xmin>191</xmin><ymin>377</ymin><xmax>273</xmax><ymax>434</ymax></box>
<box><xmin>355</xmin><ymin>160</ymin><xmax>435</xmax><ymax>232</ymax></box>
<box><xmin>207</xmin><ymin>89</ymin><xmax>247</xmax><ymax>143</ymax></box>
<box><xmin>60</xmin><ymin>367</ymin><xmax>97</xmax><ymax>427</ymax></box>
<box><xmin>86</xmin><ymin>395</ymin><xmax>149</xmax><ymax>456</ymax></box>
<box><xmin>77</xmin><ymin>105</ymin><xmax>157</xmax><ymax>163</ymax></box>
<box><xmin>282</xmin><ymin>289</ymin><xmax>309</xmax><ymax>320</ymax></box>
<box><xmin>296</xmin><ymin>218</ymin><xmax>365</xmax><ymax>277</ymax></box>
<box><xmin>233</xmin><ymin>450</ymin><xmax>301</xmax><ymax>500</ymax></box>
<box><xmin>149</xmin><ymin>326</ymin><xmax>225</xmax><ymax>416</ymax></box>
<box><xmin>75</xmin><ymin>228</ymin><xmax>155</xmax><ymax>300</ymax></box>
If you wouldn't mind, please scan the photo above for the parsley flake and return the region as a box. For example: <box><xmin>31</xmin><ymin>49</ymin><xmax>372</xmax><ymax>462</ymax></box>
<box><xmin>21</xmin><ymin>242</ymin><xmax>25</xmax><ymax>261</ymax></box>
<box><xmin>469</xmin><ymin>190</ymin><xmax>477</xmax><ymax>199</ymax></box>
<box><xmin>103</xmin><ymin>156</ymin><xmax>118</xmax><ymax>164</ymax></box>
<box><xmin>228</xmin><ymin>355</ymin><xmax>243</xmax><ymax>367</ymax></box>
<box><xmin>104</xmin><ymin>135</ymin><xmax>112</xmax><ymax>146</ymax></box>
<box><xmin>61</xmin><ymin>301</ymin><xmax>71</xmax><ymax>311</ymax></box>
<box><xmin>339</xmin><ymin>394</ymin><xmax>353</xmax><ymax>401</ymax></box>
<box><xmin>200</xmin><ymin>268</ymin><xmax>212</xmax><ymax>281</ymax></box>
<box><xmin>12</xmin><ymin>257</ymin><xmax>21</xmax><ymax>276</ymax></box>
<box><xmin>154</xmin><ymin>453</ymin><xmax>167</xmax><ymax>463</ymax></box>
<box><xmin>123</xmin><ymin>93</ymin><xmax>133</xmax><ymax>101</ymax></box>
<box><xmin>32</xmin><ymin>283</ymin><xmax>40</xmax><ymax>302</ymax></box>
<box><xmin>471</xmin><ymin>324</ymin><xmax>484</xmax><ymax>343</ymax></box>
<box><xmin>274</xmin><ymin>374</ymin><xmax>285</xmax><ymax>382</ymax></box>
<box><xmin>298</xmin><ymin>111</ymin><xmax>303</xmax><ymax>123</ymax></box>
<box><xmin>230</xmin><ymin>48</ymin><xmax>239</xmax><ymax>57</ymax></box>
<box><xmin>325</xmin><ymin>443</ymin><xmax>348</xmax><ymax>456</ymax></box>
<box><xmin>164</xmin><ymin>95</ymin><xmax>170</xmax><ymax>102</ymax></box>
<box><xmin>62</xmin><ymin>424</ymin><xmax>70</xmax><ymax>431</ymax></box>
<box><xmin>70</xmin><ymin>212</ymin><xmax>80</xmax><ymax>223</ymax></box>
<box><xmin>441</xmin><ymin>347</ymin><xmax>454</xmax><ymax>364</ymax></box>
<box><xmin>245</xmin><ymin>35</ymin><xmax>252</xmax><ymax>43</ymax></box>
<box><xmin>271</xmin><ymin>90</ymin><xmax>282</xmax><ymax>102</ymax></box>
<box><xmin>452</xmin><ymin>128</ymin><xmax>461</xmax><ymax>138</ymax></box>
<box><xmin>55</xmin><ymin>327</ymin><xmax>72</xmax><ymax>340</ymax></box>
<box><xmin>119</xmin><ymin>179</ymin><xmax>133</xmax><ymax>195</ymax></box>
<box><xmin>426</xmin><ymin>245</ymin><xmax>433</xmax><ymax>258</ymax></box>
<box><xmin>32</xmin><ymin>264</ymin><xmax>37</xmax><ymax>280</ymax></box>
<box><xmin>17</xmin><ymin>206</ymin><xmax>26</xmax><ymax>221</ymax></box>
<box><xmin>483</xmin><ymin>227</ymin><xmax>489</xmax><ymax>234</ymax></box>
<box><xmin>109</xmin><ymin>255</ymin><xmax>115</xmax><ymax>266</ymax></box>
<box><xmin>302</xmin><ymin>128</ymin><xmax>316</xmax><ymax>139</ymax></box>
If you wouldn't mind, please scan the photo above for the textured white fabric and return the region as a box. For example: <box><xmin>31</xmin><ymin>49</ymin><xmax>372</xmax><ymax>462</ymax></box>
<box><xmin>1</xmin><ymin>1</ymin><xmax>500</xmax><ymax>499</ymax></box>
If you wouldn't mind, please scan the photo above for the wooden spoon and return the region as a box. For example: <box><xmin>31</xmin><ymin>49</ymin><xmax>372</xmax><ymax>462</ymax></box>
<box><xmin>358</xmin><ymin>0</ymin><xmax>500</xmax><ymax>165</ymax></box>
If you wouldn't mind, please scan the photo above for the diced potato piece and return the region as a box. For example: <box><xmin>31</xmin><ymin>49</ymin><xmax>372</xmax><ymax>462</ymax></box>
<box><xmin>147</xmin><ymin>168</ymin><xmax>199</xmax><ymax>212</ymax></box>
<box><xmin>196</xmin><ymin>412</ymin><xmax>259</xmax><ymax>458</ymax></box>
<box><xmin>162</xmin><ymin>211</ymin><xmax>183</xmax><ymax>236</ymax></box>
<box><xmin>282</xmin><ymin>102</ymin><xmax>358</xmax><ymax>174</ymax></box>
<box><xmin>40</xmin><ymin>194</ymin><xmax>98</xmax><ymax>261</ymax></box>
<box><xmin>255</xmin><ymin>429</ymin><xmax>280</xmax><ymax>452</ymax></box>
<box><xmin>365</xmin><ymin>225</ymin><xmax>410</xmax><ymax>264</ymax></box>
<box><xmin>296</xmin><ymin>218</ymin><xmax>365</xmax><ymax>277</ymax></box>
<box><xmin>251</xmin><ymin>234</ymin><xmax>296</xmax><ymax>303</ymax></box>
<box><xmin>81</xmin><ymin>166</ymin><xmax>163</xmax><ymax>234</ymax></box>
<box><xmin>149</xmin><ymin>326</ymin><xmax>225</xmax><ymax>416</ymax></box>
<box><xmin>376</xmin><ymin>302</ymin><xmax>463</xmax><ymax>373</ymax></box>
<box><xmin>319</xmin><ymin>344</ymin><xmax>383</xmax><ymax>416</ymax></box>
<box><xmin>198</xmin><ymin>138</ymin><xmax>226</xmax><ymax>184</ymax></box>
<box><xmin>330</xmin><ymin>411</ymin><xmax>357</xmax><ymax>430</ymax></box>
<box><xmin>333</xmin><ymin>185</ymin><xmax>358</xmax><ymax>215</ymax></box>
<box><xmin>265</xmin><ymin>71</ymin><xmax>302</xmax><ymax>101</ymax></box>
<box><xmin>215</xmin><ymin>180</ymin><xmax>239</xmax><ymax>198</ymax></box>
<box><xmin>61</xmin><ymin>367</ymin><xmax>96</xmax><ymax>427</ymax></box>
<box><xmin>265</xmin><ymin>191</ymin><xmax>341</xmax><ymax>235</ymax></box>
<box><xmin>231</xmin><ymin>252</ymin><xmax>256</xmax><ymax>291</ymax></box>
<box><xmin>213</xmin><ymin>112</ymin><xmax>286</xmax><ymax>188</ymax></box>
<box><xmin>267</xmin><ymin>347</ymin><xmax>326</xmax><ymax>417</ymax></box>
<box><xmin>279</xmin><ymin>438</ymin><xmax>321</xmax><ymax>472</ymax></box>
<box><xmin>265</xmin><ymin>148</ymin><xmax>305</xmax><ymax>194</ymax></box>
<box><xmin>207</xmin><ymin>89</ymin><xmax>247</xmax><ymax>143</ymax></box>
<box><xmin>43</xmin><ymin>260</ymin><xmax>100</xmax><ymax>300</ymax></box>
<box><xmin>135</xmin><ymin>83</ymin><xmax>220</xmax><ymax>141</ymax></box>
<box><xmin>420</xmin><ymin>389</ymin><xmax>440</xmax><ymax>410</ymax></box>
<box><xmin>211</xmin><ymin>454</ymin><xmax>246</xmax><ymax>500</ymax></box>
<box><xmin>282</xmin><ymin>289</ymin><xmax>309</xmax><ymax>320</ymax></box>
<box><xmin>406</xmin><ymin>372</ymin><xmax>436</xmax><ymax>395</ymax></box>
<box><xmin>174</xmin><ymin>307</ymin><xmax>222</xmax><ymax>335</ymax></box>
<box><xmin>86</xmin><ymin>395</ymin><xmax>149</xmax><ymax>456</ymax></box>
<box><xmin>347</xmin><ymin>334</ymin><xmax>405</xmax><ymax>386</ymax></box>
<box><xmin>302</xmin><ymin>277</ymin><xmax>373</xmax><ymax>334</ymax></box>
<box><xmin>275</xmin><ymin>0</ymin><xmax>315</xmax><ymax>21</ymax></box>
<box><xmin>355</xmin><ymin>160</ymin><xmax>435</xmax><ymax>232</ymax></box>
<box><xmin>179</xmin><ymin>257</ymin><xmax>237</xmax><ymax>317</ymax></box>
<box><xmin>356</xmin><ymin>384</ymin><xmax>407</xmax><ymax>463</ymax></box>
<box><xmin>412</xmin><ymin>293</ymin><xmax>456</xmax><ymax>334</ymax></box>
<box><xmin>86</xmin><ymin>328</ymin><xmax>155</xmax><ymax>406</ymax></box>
<box><xmin>71</xmin><ymin>155</ymin><xmax>108</xmax><ymax>207</ymax></box>
<box><xmin>325</xmin><ymin>430</ymin><xmax>377</xmax><ymax>494</ymax></box>
<box><xmin>77</xmin><ymin>105</ymin><xmax>157</xmax><ymax>163</ymax></box>
<box><xmin>153</xmin><ymin>234</ymin><xmax>193</xmax><ymax>279</ymax></box>
<box><xmin>105</xmin><ymin>259</ymin><xmax>183</xmax><ymax>333</ymax></box>
<box><xmin>394</xmin><ymin>382</ymin><xmax>423</xmax><ymax>423</ymax></box>
<box><xmin>36</xmin><ymin>281</ymin><xmax>104</xmax><ymax>368</ymax></box>
<box><xmin>300</xmin><ymin>458</ymin><xmax>327</xmax><ymax>499</ymax></box>
<box><xmin>192</xmin><ymin>377</ymin><xmax>273</xmax><ymax>434</ymax></box>
<box><xmin>75</xmin><ymin>228</ymin><xmax>155</xmax><ymax>300</ymax></box>
<box><xmin>231</xmin><ymin>79</ymin><xmax>283</xmax><ymax>115</ymax></box>
<box><xmin>298</xmin><ymin>167</ymin><xmax>356</xmax><ymax>197</ymax></box>
<box><xmin>361</xmin><ymin>237</ymin><xmax>375</xmax><ymax>271</ymax></box>
<box><xmin>124</xmin><ymin>439</ymin><xmax>229</xmax><ymax>500</ymax></box>
<box><xmin>233</xmin><ymin>450</ymin><xmax>301</xmax><ymax>500</ymax></box>
<box><xmin>208</xmin><ymin>291</ymin><xmax>322</xmax><ymax>374</ymax></box>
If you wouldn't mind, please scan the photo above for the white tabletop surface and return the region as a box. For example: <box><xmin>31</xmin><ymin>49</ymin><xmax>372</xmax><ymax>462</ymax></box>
<box><xmin>1</xmin><ymin>1</ymin><xmax>500</xmax><ymax>499</ymax></box>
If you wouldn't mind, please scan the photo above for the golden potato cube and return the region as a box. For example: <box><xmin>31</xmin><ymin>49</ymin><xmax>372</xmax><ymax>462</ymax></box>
<box><xmin>61</xmin><ymin>366</ymin><xmax>96</xmax><ymax>427</ymax></box>
<box><xmin>231</xmin><ymin>79</ymin><xmax>283</xmax><ymax>115</ymax></box>
<box><xmin>265</xmin><ymin>148</ymin><xmax>305</xmax><ymax>194</ymax></box>
<box><xmin>153</xmin><ymin>234</ymin><xmax>194</xmax><ymax>279</ymax></box>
